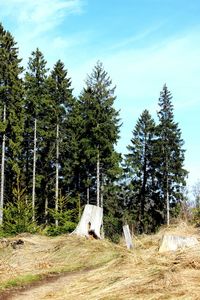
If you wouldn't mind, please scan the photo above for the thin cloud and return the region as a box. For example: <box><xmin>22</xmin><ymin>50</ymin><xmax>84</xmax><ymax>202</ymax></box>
<box><xmin>0</xmin><ymin>0</ymin><xmax>85</xmax><ymax>38</ymax></box>
<box><xmin>1</xmin><ymin>0</ymin><xmax>84</xmax><ymax>24</ymax></box>
<box><xmin>109</xmin><ymin>22</ymin><xmax>165</xmax><ymax>51</ymax></box>
<box><xmin>0</xmin><ymin>0</ymin><xmax>86</xmax><ymax>65</ymax></box>
<box><xmin>101</xmin><ymin>29</ymin><xmax>200</xmax><ymax>111</ymax></box>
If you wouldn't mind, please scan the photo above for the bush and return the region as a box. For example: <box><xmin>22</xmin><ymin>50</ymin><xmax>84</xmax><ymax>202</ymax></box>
<box><xmin>3</xmin><ymin>187</ymin><xmax>37</xmax><ymax>235</ymax></box>
<box><xmin>44</xmin><ymin>194</ymin><xmax>79</xmax><ymax>236</ymax></box>
<box><xmin>104</xmin><ymin>213</ymin><xmax>122</xmax><ymax>243</ymax></box>
<box><xmin>44</xmin><ymin>221</ymin><xmax>76</xmax><ymax>236</ymax></box>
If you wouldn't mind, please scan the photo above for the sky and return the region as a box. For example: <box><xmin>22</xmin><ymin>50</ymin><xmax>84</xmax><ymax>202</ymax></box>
<box><xmin>0</xmin><ymin>0</ymin><xmax>200</xmax><ymax>193</ymax></box>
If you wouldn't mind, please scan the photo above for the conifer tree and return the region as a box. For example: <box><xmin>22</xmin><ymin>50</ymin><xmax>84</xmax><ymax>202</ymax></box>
<box><xmin>77</xmin><ymin>61</ymin><xmax>121</xmax><ymax>206</ymax></box>
<box><xmin>47</xmin><ymin>60</ymin><xmax>74</xmax><ymax>224</ymax></box>
<box><xmin>125</xmin><ymin>110</ymin><xmax>157</xmax><ymax>233</ymax></box>
<box><xmin>24</xmin><ymin>48</ymin><xmax>49</xmax><ymax>221</ymax></box>
<box><xmin>156</xmin><ymin>84</ymin><xmax>187</xmax><ymax>225</ymax></box>
<box><xmin>0</xmin><ymin>23</ymin><xmax>24</xmax><ymax>223</ymax></box>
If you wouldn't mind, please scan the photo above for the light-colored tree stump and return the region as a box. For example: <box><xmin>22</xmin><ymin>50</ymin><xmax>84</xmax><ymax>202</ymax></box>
<box><xmin>72</xmin><ymin>204</ymin><xmax>103</xmax><ymax>239</ymax></box>
<box><xmin>123</xmin><ymin>225</ymin><xmax>133</xmax><ymax>249</ymax></box>
<box><xmin>159</xmin><ymin>234</ymin><xmax>199</xmax><ymax>253</ymax></box>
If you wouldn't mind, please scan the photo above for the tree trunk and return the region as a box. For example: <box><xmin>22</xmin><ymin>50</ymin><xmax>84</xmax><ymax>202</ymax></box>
<box><xmin>166</xmin><ymin>173</ymin><xmax>170</xmax><ymax>226</ymax></box>
<box><xmin>140</xmin><ymin>149</ymin><xmax>147</xmax><ymax>231</ymax></box>
<box><xmin>87</xmin><ymin>187</ymin><xmax>90</xmax><ymax>204</ymax></box>
<box><xmin>45</xmin><ymin>197</ymin><xmax>48</xmax><ymax>224</ymax></box>
<box><xmin>123</xmin><ymin>225</ymin><xmax>133</xmax><ymax>249</ymax></box>
<box><xmin>0</xmin><ymin>105</ymin><xmax>6</xmax><ymax>225</ymax></box>
<box><xmin>32</xmin><ymin>118</ymin><xmax>37</xmax><ymax>222</ymax></box>
<box><xmin>100</xmin><ymin>184</ymin><xmax>104</xmax><ymax>238</ymax></box>
<box><xmin>97</xmin><ymin>151</ymin><xmax>100</xmax><ymax>207</ymax></box>
<box><xmin>73</xmin><ymin>204</ymin><xmax>103</xmax><ymax>239</ymax></box>
<box><xmin>55</xmin><ymin>124</ymin><xmax>59</xmax><ymax>227</ymax></box>
<box><xmin>165</xmin><ymin>158</ymin><xmax>170</xmax><ymax>226</ymax></box>
<box><xmin>100</xmin><ymin>184</ymin><xmax>104</xmax><ymax>208</ymax></box>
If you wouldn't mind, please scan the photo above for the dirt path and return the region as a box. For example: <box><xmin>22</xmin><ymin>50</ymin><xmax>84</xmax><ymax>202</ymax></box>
<box><xmin>1</xmin><ymin>270</ymin><xmax>91</xmax><ymax>300</ymax></box>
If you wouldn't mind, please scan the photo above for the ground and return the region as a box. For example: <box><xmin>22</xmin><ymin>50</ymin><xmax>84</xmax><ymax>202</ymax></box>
<box><xmin>0</xmin><ymin>222</ymin><xmax>200</xmax><ymax>300</ymax></box>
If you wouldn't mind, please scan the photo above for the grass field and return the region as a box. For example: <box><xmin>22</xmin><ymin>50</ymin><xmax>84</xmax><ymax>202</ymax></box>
<box><xmin>0</xmin><ymin>222</ymin><xmax>200</xmax><ymax>299</ymax></box>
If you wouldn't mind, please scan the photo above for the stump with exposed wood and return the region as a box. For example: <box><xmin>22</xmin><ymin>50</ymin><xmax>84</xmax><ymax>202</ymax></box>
<box><xmin>159</xmin><ymin>234</ymin><xmax>199</xmax><ymax>253</ymax></box>
<box><xmin>72</xmin><ymin>204</ymin><xmax>103</xmax><ymax>239</ymax></box>
<box><xmin>123</xmin><ymin>224</ymin><xmax>133</xmax><ymax>249</ymax></box>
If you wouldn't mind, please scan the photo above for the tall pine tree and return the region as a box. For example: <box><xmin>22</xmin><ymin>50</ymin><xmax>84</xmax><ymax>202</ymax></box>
<box><xmin>46</xmin><ymin>60</ymin><xmax>74</xmax><ymax>224</ymax></box>
<box><xmin>156</xmin><ymin>84</ymin><xmax>187</xmax><ymax>225</ymax></box>
<box><xmin>125</xmin><ymin>110</ymin><xmax>159</xmax><ymax>233</ymax></box>
<box><xmin>24</xmin><ymin>48</ymin><xmax>49</xmax><ymax>221</ymax></box>
<box><xmin>0</xmin><ymin>23</ymin><xmax>24</xmax><ymax>224</ymax></box>
<box><xmin>77</xmin><ymin>61</ymin><xmax>121</xmax><ymax>206</ymax></box>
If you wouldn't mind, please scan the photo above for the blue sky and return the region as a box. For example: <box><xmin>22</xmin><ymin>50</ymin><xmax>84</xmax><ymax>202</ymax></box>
<box><xmin>0</xmin><ymin>0</ymin><xmax>200</xmax><ymax>191</ymax></box>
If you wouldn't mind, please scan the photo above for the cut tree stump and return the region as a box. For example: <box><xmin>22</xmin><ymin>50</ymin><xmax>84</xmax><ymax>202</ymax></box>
<box><xmin>159</xmin><ymin>234</ymin><xmax>199</xmax><ymax>253</ymax></box>
<box><xmin>123</xmin><ymin>225</ymin><xmax>133</xmax><ymax>249</ymax></box>
<box><xmin>72</xmin><ymin>204</ymin><xmax>103</xmax><ymax>239</ymax></box>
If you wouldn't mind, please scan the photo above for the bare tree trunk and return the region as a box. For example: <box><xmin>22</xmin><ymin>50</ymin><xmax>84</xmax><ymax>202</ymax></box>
<box><xmin>123</xmin><ymin>225</ymin><xmax>134</xmax><ymax>249</ymax></box>
<box><xmin>100</xmin><ymin>184</ymin><xmax>104</xmax><ymax>238</ymax></box>
<box><xmin>32</xmin><ymin>118</ymin><xmax>37</xmax><ymax>222</ymax></box>
<box><xmin>78</xmin><ymin>192</ymin><xmax>81</xmax><ymax>220</ymax></box>
<box><xmin>166</xmin><ymin>172</ymin><xmax>170</xmax><ymax>226</ymax></box>
<box><xmin>55</xmin><ymin>124</ymin><xmax>59</xmax><ymax>227</ymax></box>
<box><xmin>0</xmin><ymin>105</ymin><xmax>6</xmax><ymax>225</ymax></box>
<box><xmin>97</xmin><ymin>151</ymin><xmax>100</xmax><ymax>207</ymax></box>
<box><xmin>100</xmin><ymin>183</ymin><xmax>104</xmax><ymax>208</ymax></box>
<box><xmin>87</xmin><ymin>187</ymin><xmax>90</xmax><ymax>204</ymax></box>
<box><xmin>45</xmin><ymin>197</ymin><xmax>48</xmax><ymax>224</ymax></box>
<box><xmin>165</xmin><ymin>158</ymin><xmax>170</xmax><ymax>226</ymax></box>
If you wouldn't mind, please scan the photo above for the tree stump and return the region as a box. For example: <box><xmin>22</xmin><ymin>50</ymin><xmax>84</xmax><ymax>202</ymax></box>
<box><xmin>159</xmin><ymin>234</ymin><xmax>199</xmax><ymax>253</ymax></box>
<box><xmin>123</xmin><ymin>225</ymin><xmax>133</xmax><ymax>249</ymax></box>
<box><xmin>72</xmin><ymin>204</ymin><xmax>103</xmax><ymax>239</ymax></box>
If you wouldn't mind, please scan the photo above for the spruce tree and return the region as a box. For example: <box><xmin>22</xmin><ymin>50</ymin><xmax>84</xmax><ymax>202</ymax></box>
<box><xmin>124</xmin><ymin>110</ymin><xmax>157</xmax><ymax>233</ymax></box>
<box><xmin>0</xmin><ymin>23</ymin><xmax>24</xmax><ymax>223</ymax></box>
<box><xmin>77</xmin><ymin>61</ymin><xmax>121</xmax><ymax>206</ymax></box>
<box><xmin>156</xmin><ymin>84</ymin><xmax>187</xmax><ymax>225</ymax></box>
<box><xmin>24</xmin><ymin>48</ymin><xmax>49</xmax><ymax>221</ymax></box>
<box><xmin>46</xmin><ymin>60</ymin><xmax>74</xmax><ymax>224</ymax></box>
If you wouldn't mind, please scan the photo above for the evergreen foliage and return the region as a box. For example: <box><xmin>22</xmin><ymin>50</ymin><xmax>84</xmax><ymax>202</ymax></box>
<box><xmin>3</xmin><ymin>183</ymin><xmax>36</xmax><ymax>235</ymax></box>
<box><xmin>47</xmin><ymin>60</ymin><xmax>75</xmax><ymax>193</ymax></box>
<box><xmin>156</xmin><ymin>84</ymin><xmax>187</xmax><ymax>224</ymax></box>
<box><xmin>24</xmin><ymin>48</ymin><xmax>50</xmax><ymax>221</ymax></box>
<box><xmin>77</xmin><ymin>61</ymin><xmax>122</xmax><ymax>204</ymax></box>
<box><xmin>0</xmin><ymin>23</ymin><xmax>189</xmax><ymax>239</ymax></box>
<box><xmin>45</xmin><ymin>194</ymin><xmax>78</xmax><ymax>236</ymax></box>
<box><xmin>124</xmin><ymin>110</ymin><xmax>160</xmax><ymax>233</ymax></box>
<box><xmin>0</xmin><ymin>23</ymin><xmax>24</xmax><ymax>201</ymax></box>
<box><xmin>124</xmin><ymin>86</ymin><xmax>187</xmax><ymax>233</ymax></box>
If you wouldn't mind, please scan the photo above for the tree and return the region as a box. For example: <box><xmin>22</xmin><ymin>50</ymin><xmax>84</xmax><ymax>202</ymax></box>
<box><xmin>124</xmin><ymin>110</ymin><xmax>159</xmax><ymax>233</ymax></box>
<box><xmin>0</xmin><ymin>105</ymin><xmax>6</xmax><ymax>225</ymax></box>
<box><xmin>192</xmin><ymin>180</ymin><xmax>200</xmax><ymax>209</ymax></box>
<box><xmin>47</xmin><ymin>60</ymin><xmax>74</xmax><ymax>225</ymax></box>
<box><xmin>24</xmin><ymin>48</ymin><xmax>49</xmax><ymax>221</ymax></box>
<box><xmin>77</xmin><ymin>61</ymin><xmax>121</xmax><ymax>206</ymax></box>
<box><xmin>0</xmin><ymin>23</ymin><xmax>24</xmax><ymax>224</ymax></box>
<box><xmin>157</xmin><ymin>84</ymin><xmax>187</xmax><ymax>225</ymax></box>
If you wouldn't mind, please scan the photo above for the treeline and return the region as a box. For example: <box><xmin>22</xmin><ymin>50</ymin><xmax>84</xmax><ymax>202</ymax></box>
<box><xmin>0</xmin><ymin>24</ymin><xmax>187</xmax><ymax>239</ymax></box>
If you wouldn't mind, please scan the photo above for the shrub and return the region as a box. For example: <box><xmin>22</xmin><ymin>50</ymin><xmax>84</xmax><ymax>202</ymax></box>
<box><xmin>44</xmin><ymin>194</ymin><xmax>79</xmax><ymax>236</ymax></box>
<box><xmin>3</xmin><ymin>187</ymin><xmax>37</xmax><ymax>235</ymax></box>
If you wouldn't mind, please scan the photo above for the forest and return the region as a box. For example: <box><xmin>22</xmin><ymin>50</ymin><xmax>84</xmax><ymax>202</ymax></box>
<box><xmin>0</xmin><ymin>23</ymin><xmax>188</xmax><ymax>241</ymax></box>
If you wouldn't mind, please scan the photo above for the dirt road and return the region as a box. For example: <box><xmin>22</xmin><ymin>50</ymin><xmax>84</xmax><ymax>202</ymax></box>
<box><xmin>3</xmin><ymin>270</ymin><xmax>93</xmax><ymax>300</ymax></box>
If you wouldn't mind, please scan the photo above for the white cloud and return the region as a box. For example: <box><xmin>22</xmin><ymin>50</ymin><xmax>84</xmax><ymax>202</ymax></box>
<box><xmin>0</xmin><ymin>0</ymin><xmax>85</xmax><ymax>45</ymax></box>
<box><xmin>1</xmin><ymin>0</ymin><xmax>84</xmax><ymax>26</ymax></box>
<box><xmin>0</xmin><ymin>0</ymin><xmax>86</xmax><ymax>66</ymax></box>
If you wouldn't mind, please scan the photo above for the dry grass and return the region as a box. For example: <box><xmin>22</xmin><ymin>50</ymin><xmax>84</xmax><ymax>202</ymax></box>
<box><xmin>0</xmin><ymin>222</ymin><xmax>200</xmax><ymax>299</ymax></box>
